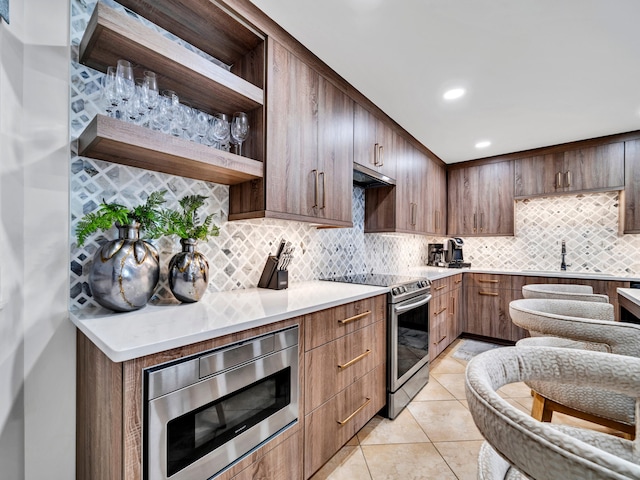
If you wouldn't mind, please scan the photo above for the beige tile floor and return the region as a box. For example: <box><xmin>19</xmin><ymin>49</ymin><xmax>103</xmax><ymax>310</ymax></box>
<box><xmin>310</xmin><ymin>338</ymin><xmax>621</xmax><ymax>480</ymax></box>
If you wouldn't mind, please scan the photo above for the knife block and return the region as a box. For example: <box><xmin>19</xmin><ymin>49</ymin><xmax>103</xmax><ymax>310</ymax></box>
<box><xmin>257</xmin><ymin>256</ymin><xmax>288</xmax><ymax>290</ymax></box>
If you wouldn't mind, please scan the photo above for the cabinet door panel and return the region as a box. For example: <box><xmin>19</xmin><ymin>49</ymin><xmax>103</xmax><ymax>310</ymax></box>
<box><xmin>514</xmin><ymin>154</ymin><xmax>563</xmax><ymax>197</ymax></box>
<box><xmin>448</xmin><ymin>167</ymin><xmax>478</xmax><ymax>235</ymax></box>
<box><xmin>477</xmin><ymin>162</ymin><xmax>514</xmax><ymax>235</ymax></box>
<box><xmin>231</xmin><ymin>431</ymin><xmax>302</xmax><ymax>480</ymax></box>
<box><xmin>563</xmin><ymin>143</ymin><xmax>624</xmax><ymax>192</ymax></box>
<box><xmin>305</xmin><ymin>321</ymin><xmax>385</xmax><ymax>412</ymax></box>
<box><xmin>353</xmin><ymin>103</ymin><xmax>377</xmax><ymax>171</ymax></box>
<box><xmin>304</xmin><ymin>365</ymin><xmax>385</xmax><ymax>478</ymax></box>
<box><xmin>317</xmin><ymin>77</ymin><xmax>353</xmax><ymax>223</ymax></box>
<box><xmin>394</xmin><ymin>135</ymin><xmax>414</xmax><ymax>231</ymax></box>
<box><xmin>624</xmin><ymin>140</ymin><xmax>640</xmax><ymax>233</ymax></box>
<box><xmin>464</xmin><ymin>287</ymin><xmax>511</xmax><ymax>339</ymax></box>
<box><xmin>266</xmin><ymin>41</ymin><xmax>318</xmax><ymax>217</ymax></box>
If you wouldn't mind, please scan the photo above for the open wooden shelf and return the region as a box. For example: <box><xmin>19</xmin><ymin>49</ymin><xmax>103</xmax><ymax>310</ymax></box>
<box><xmin>79</xmin><ymin>2</ymin><xmax>263</xmax><ymax>116</ymax></box>
<box><xmin>78</xmin><ymin>115</ymin><xmax>263</xmax><ymax>185</ymax></box>
<box><xmin>116</xmin><ymin>0</ymin><xmax>265</xmax><ymax>76</ymax></box>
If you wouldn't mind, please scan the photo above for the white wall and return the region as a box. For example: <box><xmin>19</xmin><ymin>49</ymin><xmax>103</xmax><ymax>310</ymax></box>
<box><xmin>0</xmin><ymin>0</ymin><xmax>73</xmax><ymax>478</ymax></box>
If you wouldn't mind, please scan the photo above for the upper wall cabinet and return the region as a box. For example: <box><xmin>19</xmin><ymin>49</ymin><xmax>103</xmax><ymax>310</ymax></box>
<box><xmin>364</xmin><ymin>139</ymin><xmax>446</xmax><ymax>235</ymax></box>
<box><xmin>623</xmin><ymin>140</ymin><xmax>640</xmax><ymax>233</ymax></box>
<box><xmin>77</xmin><ymin>1</ymin><xmax>265</xmax><ymax>185</ymax></box>
<box><xmin>229</xmin><ymin>39</ymin><xmax>353</xmax><ymax>226</ymax></box>
<box><xmin>448</xmin><ymin>161</ymin><xmax>514</xmax><ymax>236</ymax></box>
<box><xmin>353</xmin><ymin>103</ymin><xmax>397</xmax><ymax>180</ymax></box>
<box><xmin>514</xmin><ymin>143</ymin><xmax>624</xmax><ymax>198</ymax></box>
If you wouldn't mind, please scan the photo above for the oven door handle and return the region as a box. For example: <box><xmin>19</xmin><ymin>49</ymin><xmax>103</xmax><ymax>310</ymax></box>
<box><xmin>394</xmin><ymin>294</ymin><xmax>432</xmax><ymax>313</ymax></box>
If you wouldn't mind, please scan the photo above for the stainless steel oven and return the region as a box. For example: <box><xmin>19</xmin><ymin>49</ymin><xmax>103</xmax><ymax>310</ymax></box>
<box><xmin>387</xmin><ymin>283</ymin><xmax>431</xmax><ymax>419</ymax></box>
<box><xmin>144</xmin><ymin>326</ymin><xmax>299</xmax><ymax>480</ymax></box>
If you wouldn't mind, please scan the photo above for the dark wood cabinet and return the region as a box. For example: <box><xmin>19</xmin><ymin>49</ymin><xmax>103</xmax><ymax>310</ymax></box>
<box><xmin>230</xmin><ymin>39</ymin><xmax>353</xmax><ymax>226</ymax></box>
<box><xmin>448</xmin><ymin>161</ymin><xmax>514</xmax><ymax>236</ymax></box>
<box><xmin>429</xmin><ymin>274</ymin><xmax>462</xmax><ymax>361</ymax></box>
<box><xmin>514</xmin><ymin>143</ymin><xmax>624</xmax><ymax>198</ymax></box>
<box><xmin>623</xmin><ymin>139</ymin><xmax>640</xmax><ymax>233</ymax></box>
<box><xmin>353</xmin><ymin>102</ymin><xmax>397</xmax><ymax>180</ymax></box>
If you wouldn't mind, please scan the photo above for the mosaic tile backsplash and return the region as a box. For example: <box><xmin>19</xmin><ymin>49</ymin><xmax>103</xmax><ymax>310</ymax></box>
<box><xmin>69</xmin><ymin>1</ymin><xmax>640</xmax><ymax>311</ymax></box>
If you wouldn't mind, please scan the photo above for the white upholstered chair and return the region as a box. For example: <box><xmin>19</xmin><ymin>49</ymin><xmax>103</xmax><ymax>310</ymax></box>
<box><xmin>465</xmin><ymin>346</ymin><xmax>640</xmax><ymax>480</ymax></box>
<box><xmin>509</xmin><ymin>297</ymin><xmax>640</xmax><ymax>439</ymax></box>
<box><xmin>522</xmin><ymin>283</ymin><xmax>609</xmax><ymax>303</ymax></box>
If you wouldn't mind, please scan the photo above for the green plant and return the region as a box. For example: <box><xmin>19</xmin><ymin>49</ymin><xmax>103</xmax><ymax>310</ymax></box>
<box><xmin>163</xmin><ymin>194</ymin><xmax>220</xmax><ymax>241</ymax></box>
<box><xmin>75</xmin><ymin>190</ymin><xmax>167</xmax><ymax>246</ymax></box>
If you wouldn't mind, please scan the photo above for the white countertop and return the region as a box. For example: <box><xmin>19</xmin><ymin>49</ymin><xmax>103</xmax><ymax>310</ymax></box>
<box><xmin>69</xmin><ymin>281</ymin><xmax>388</xmax><ymax>363</ymax></box>
<box><xmin>407</xmin><ymin>266</ymin><xmax>640</xmax><ymax>283</ymax></box>
<box><xmin>617</xmin><ymin>288</ymin><xmax>640</xmax><ymax>306</ymax></box>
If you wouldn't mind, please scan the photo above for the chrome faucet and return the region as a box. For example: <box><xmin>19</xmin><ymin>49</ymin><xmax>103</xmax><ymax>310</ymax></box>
<box><xmin>560</xmin><ymin>240</ymin><xmax>569</xmax><ymax>271</ymax></box>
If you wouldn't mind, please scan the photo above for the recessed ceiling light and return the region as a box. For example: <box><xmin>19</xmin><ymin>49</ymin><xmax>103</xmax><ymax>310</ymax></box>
<box><xmin>443</xmin><ymin>88</ymin><xmax>466</xmax><ymax>100</ymax></box>
<box><xmin>475</xmin><ymin>140</ymin><xmax>491</xmax><ymax>149</ymax></box>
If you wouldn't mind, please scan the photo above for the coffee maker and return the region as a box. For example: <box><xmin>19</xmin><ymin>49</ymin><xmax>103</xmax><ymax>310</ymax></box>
<box><xmin>444</xmin><ymin>237</ymin><xmax>471</xmax><ymax>268</ymax></box>
<box><xmin>427</xmin><ymin>243</ymin><xmax>446</xmax><ymax>267</ymax></box>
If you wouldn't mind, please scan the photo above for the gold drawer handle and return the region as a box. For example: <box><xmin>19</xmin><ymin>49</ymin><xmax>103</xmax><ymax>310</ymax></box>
<box><xmin>436</xmin><ymin>335</ymin><xmax>447</xmax><ymax>344</ymax></box>
<box><xmin>434</xmin><ymin>285</ymin><xmax>446</xmax><ymax>291</ymax></box>
<box><xmin>338</xmin><ymin>310</ymin><xmax>371</xmax><ymax>325</ymax></box>
<box><xmin>478</xmin><ymin>279</ymin><xmax>499</xmax><ymax>284</ymax></box>
<box><xmin>479</xmin><ymin>291</ymin><xmax>499</xmax><ymax>296</ymax></box>
<box><xmin>337</xmin><ymin>398</ymin><xmax>371</xmax><ymax>425</ymax></box>
<box><xmin>338</xmin><ymin>349</ymin><xmax>372</xmax><ymax>369</ymax></box>
<box><xmin>454</xmin><ymin>279</ymin><xmax>462</xmax><ymax>284</ymax></box>
<box><xmin>435</xmin><ymin>306</ymin><xmax>447</xmax><ymax>316</ymax></box>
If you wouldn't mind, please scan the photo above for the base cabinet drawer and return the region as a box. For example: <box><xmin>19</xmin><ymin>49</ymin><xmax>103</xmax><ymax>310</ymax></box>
<box><xmin>305</xmin><ymin>320</ymin><xmax>385</xmax><ymax>412</ymax></box>
<box><xmin>304</xmin><ymin>365</ymin><xmax>385</xmax><ymax>478</ymax></box>
<box><xmin>231</xmin><ymin>431</ymin><xmax>302</xmax><ymax>480</ymax></box>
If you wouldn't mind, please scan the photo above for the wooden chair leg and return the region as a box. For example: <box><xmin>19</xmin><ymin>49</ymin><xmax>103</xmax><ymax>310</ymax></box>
<box><xmin>531</xmin><ymin>392</ymin><xmax>553</xmax><ymax>422</ymax></box>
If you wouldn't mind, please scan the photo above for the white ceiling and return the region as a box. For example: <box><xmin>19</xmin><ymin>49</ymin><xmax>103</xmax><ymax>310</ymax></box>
<box><xmin>248</xmin><ymin>0</ymin><xmax>640</xmax><ymax>163</ymax></box>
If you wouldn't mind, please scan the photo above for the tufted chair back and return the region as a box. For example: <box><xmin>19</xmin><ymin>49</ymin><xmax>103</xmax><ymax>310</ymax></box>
<box><xmin>465</xmin><ymin>346</ymin><xmax>640</xmax><ymax>480</ymax></box>
<box><xmin>522</xmin><ymin>283</ymin><xmax>609</xmax><ymax>303</ymax></box>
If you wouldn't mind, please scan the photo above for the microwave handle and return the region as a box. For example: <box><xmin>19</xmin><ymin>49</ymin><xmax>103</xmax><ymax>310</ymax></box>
<box><xmin>394</xmin><ymin>294</ymin><xmax>432</xmax><ymax>314</ymax></box>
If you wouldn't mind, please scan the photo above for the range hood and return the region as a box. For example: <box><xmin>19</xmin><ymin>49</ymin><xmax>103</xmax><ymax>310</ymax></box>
<box><xmin>353</xmin><ymin>162</ymin><xmax>396</xmax><ymax>188</ymax></box>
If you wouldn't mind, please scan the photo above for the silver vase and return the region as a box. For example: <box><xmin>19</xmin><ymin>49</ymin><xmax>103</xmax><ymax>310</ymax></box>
<box><xmin>88</xmin><ymin>222</ymin><xmax>160</xmax><ymax>312</ymax></box>
<box><xmin>168</xmin><ymin>238</ymin><xmax>210</xmax><ymax>303</ymax></box>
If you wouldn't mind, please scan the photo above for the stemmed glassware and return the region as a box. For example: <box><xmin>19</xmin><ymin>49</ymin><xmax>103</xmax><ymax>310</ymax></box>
<box><xmin>230</xmin><ymin>112</ymin><xmax>249</xmax><ymax>156</ymax></box>
<box><xmin>115</xmin><ymin>60</ymin><xmax>135</xmax><ymax>120</ymax></box>
<box><xmin>102</xmin><ymin>66</ymin><xmax>119</xmax><ymax>118</ymax></box>
<box><xmin>141</xmin><ymin>71</ymin><xmax>159</xmax><ymax>125</ymax></box>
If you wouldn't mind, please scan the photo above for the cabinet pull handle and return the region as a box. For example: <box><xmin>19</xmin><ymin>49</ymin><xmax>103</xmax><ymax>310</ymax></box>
<box><xmin>320</xmin><ymin>171</ymin><xmax>326</xmax><ymax>209</ymax></box>
<box><xmin>454</xmin><ymin>279</ymin><xmax>462</xmax><ymax>284</ymax></box>
<box><xmin>436</xmin><ymin>335</ymin><xmax>447</xmax><ymax>344</ymax></box>
<box><xmin>478</xmin><ymin>279</ymin><xmax>499</xmax><ymax>283</ymax></box>
<box><xmin>338</xmin><ymin>310</ymin><xmax>371</xmax><ymax>325</ymax></box>
<box><xmin>312</xmin><ymin>169</ymin><xmax>319</xmax><ymax>208</ymax></box>
<box><xmin>479</xmin><ymin>291</ymin><xmax>499</xmax><ymax>296</ymax></box>
<box><xmin>556</xmin><ymin>171</ymin><xmax>563</xmax><ymax>188</ymax></box>
<box><xmin>473</xmin><ymin>213</ymin><xmax>477</xmax><ymax>233</ymax></box>
<box><xmin>434</xmin><ymin>285</ymin><xmax>446</xmax><ymax>291</ymax></box>
<box><xmin>435</xmin><ymin>306</ymin><xmax>447</xmax><ymax>315</ymax></box>
<box><xmin>338</xmin><ymin>349</ymin><xmax>372</xmax><ymax>369</ymax></box>
<box><xmin>451</xmin><ymin>296</ymin><xmax>455</xmax><ymax>315</ymax></box>
<box><xmin>565</xmin><ymin>171</ymin><xmax>571</xmax><ymax>187</ymax></box>
<box><xmin>373</xmin><ymin>143</ymin><xmax>379</xmax><ymax>166</ymax></box>
<box><xmin>337</xmin><ymin>398</ymin><xmax>371</xmax><ymax>425</ymax></box>
<box><xmin>378</xmin><ymin>145</ymin><xmax>384</xmax><ymax>167</ymax></box>
<box><xmin>480</xmin><ymin>212</ymin><xmax>484</xmax><ymax>233</ymax></box>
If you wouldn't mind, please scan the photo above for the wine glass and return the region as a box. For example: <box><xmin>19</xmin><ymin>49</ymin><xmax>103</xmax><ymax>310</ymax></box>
<box><xmin>230</xmin><ymin>112</ymin><xmax>249</xmax><ymax>156</ymax></box>
<box><xmin>208</xmin><ymin>113</ymin><xmax>230</xmax><ymax>150</ymax></box>
<box><xmin>194</xmin><ymin>111</ymin><xmax>211</xmax><ymax>145</ymax></box>
<box><xmin>141</xmin><ymin>71</ymin><xmax>159</xmax><ymax>126</ymax></box>
<box><xmin>102</xmin><ymin>66</ymin><xmax>119</xmax><ymax>118</ymax></box>
<box><xmin>116</xmin><ymin>59</ymin><xmax>135</xmax><ymax>120</ymax></box>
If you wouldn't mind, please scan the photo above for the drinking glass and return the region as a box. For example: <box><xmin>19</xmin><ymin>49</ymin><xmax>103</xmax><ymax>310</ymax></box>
<box><xmin>230</xmin><ymin>112</ymin><xmax>249</xmax><ymax>156</ymax></box>
<box><xmin>141</xmin><ymin>71</ymin><xmax>159</xmax><ymax>125</ymax></box>
<box><xmin>194</xmin><ymin>111</ymin><xmax>211</xmax><ymax>145</ymax></box>
<box><xmin>102</xmin><ymin>66</ymin><xmax>119</xmax><ymax>118</ymax></box>
<box><xmin>209</xmin><ymin>113</ymin><xmax>230</xmax><ymax>151</ymax></box>
<box><xmin>179</xmin><ymin>104</ymin><xmax>196</xmax><ymax>139</ymax></box>
<box><xmin>116</xmin><ymin>59</ymin><xmax>135</xmax><ymax>119</ymax></box>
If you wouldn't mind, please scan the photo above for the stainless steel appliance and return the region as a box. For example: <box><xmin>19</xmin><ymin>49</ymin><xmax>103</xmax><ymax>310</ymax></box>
<box><xmin>322</xmin><ymin>274</ymin><xmax>431</xmax><ymax>419</ymax></box>
<box><xmin>144</xmin><ymin>326</ymin><xmax>299</xmax><ymax>480</ymax></box>
<box><xmin>353</xmin><ymin>162</ymin><xmax>396</xmax><ymax>188</ymax></box>
<box><xmin>427</xmin><ymin>243</ymin><xmax>446</xmax><ymax>267</ymax></box>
